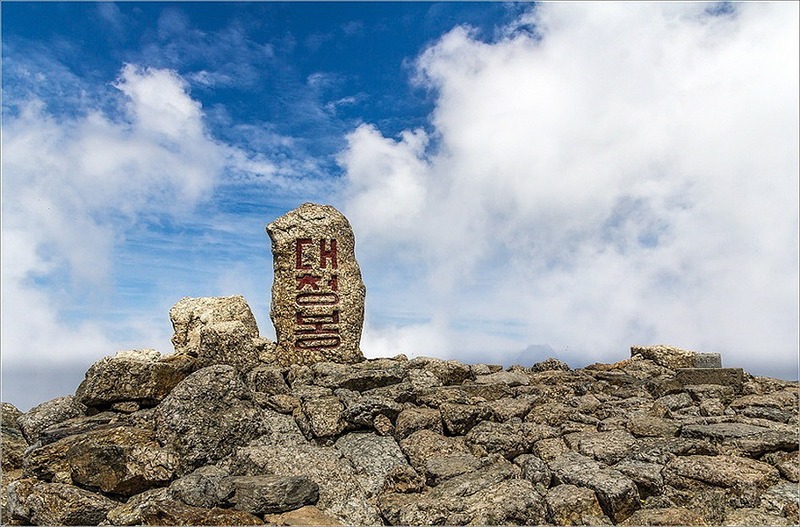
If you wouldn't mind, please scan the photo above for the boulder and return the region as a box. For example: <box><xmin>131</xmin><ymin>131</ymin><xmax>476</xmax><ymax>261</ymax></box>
<box><xmin>439</xmin><ymin>402</ymin><xmax>493</xmax><ymax>435</ymax></box>
<box><xmin>549</xmin><ymin>451</ymin><xmax>641</xmax><ymax>523</ymax></box>
<box><xmin>19</xmin><ymin>396</ymin><xmax>86</xmax><ymax>443</ymax></box>
<box><xmin>2</xmin><ymin>403</ymin><xmax>26</xmax><ymax>471</ymax></box>
<box><xmin>334</xmin><ymin>432</ymin><xmax>409</xmax><ymax>497</ymax></box>
<box><xmin>107</xmin><ymin>487</ymin><xmax>263</xmax><ymax>526</ymax></box>
<box><xmin>514</xmin><ymin>453</ymin><xmax>552</xmax><ymax>488</ymax></box>
<box><xmin>313</xmin><ymin>360</ymin><xmax>405</xmax><ymax>391</ymax></box>
<box><xmin>531</xmin><ymin>357</ymin><xmax>571</xmax><ymax>372</ymax></box>
<box><xmin>75</xmin><ymin>352</ymin><xmax>188</xmax><ymax>409</ymax></box>
<box><xmin>226</xmin><ymin>475</ymin><xmax>319</xmax><ymax>514</ymax></box>
<box><xmin>196</xmin><ymin>321</ymin><xmax>264</xmax><ymax>372</ymax></box>
<box><xmin>154</xmin><ymin>365</ymin><xmax>267</xmax><ymax>474</ymax></box>
<box><xmin>228</xmin><ymin>436</ymin><xmax>380</xmax><ymax>525</ymax></box>
<box><xmin>169</xmin><ymin>295</ymin><xmax>259</xmax><ymax>355</ymax></box>
<box><xmin>620</xmin><ymin>507</ymin><xmax>708</xmax><ymax>526</ymax></box>
<box><xmin>398</xmin><ymin>429</ymin><xmax>471</xmax><ymax>472</ymax></box>
<box><xmin>466</xmin><ymin>420</ymin><xmax>558</xmax><ymax>460</ymax></box>
<box><xmin>545</xmin><ymin>483</ymin><xmax>611</xmax><ymax>525</ymax></box>
<box><xmin>664</xmin><ymin>454</ymin><xmax>780</xmax><ymax>494</ymax></box>
<box><xmin>5</xmin><ymin>478</ymin><xmax>118</xmax><ymax>526</ymax></box>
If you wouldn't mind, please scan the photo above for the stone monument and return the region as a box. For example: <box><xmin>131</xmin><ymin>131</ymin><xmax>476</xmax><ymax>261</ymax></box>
<box><xmin>266</xmin><ymin>203</ymin><xmax>366</xmax><ymax>365</ymax></box>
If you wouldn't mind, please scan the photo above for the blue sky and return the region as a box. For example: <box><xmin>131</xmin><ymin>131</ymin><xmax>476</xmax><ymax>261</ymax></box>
<box><xmin>2</xmin><ymin>2</ymin><xmax>798</xmax><ymax>410</ymax></box>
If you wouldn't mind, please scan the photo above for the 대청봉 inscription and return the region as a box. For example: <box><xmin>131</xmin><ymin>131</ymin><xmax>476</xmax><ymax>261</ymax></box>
<box><xmin>266</xmin><ymin>203</ymin><xmax>365</xmax><ymax>365</ymax></box>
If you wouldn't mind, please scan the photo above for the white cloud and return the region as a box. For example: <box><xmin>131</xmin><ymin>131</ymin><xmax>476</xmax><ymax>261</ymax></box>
<box><xmin>341</xmin><ymin>3</ymin><xmax>799</xmax><ymax>376</ymax></box>
<box><xmin>2</xmin><ymin>65</ymin><xmax>227</xmax><ymax>368</ymax></box>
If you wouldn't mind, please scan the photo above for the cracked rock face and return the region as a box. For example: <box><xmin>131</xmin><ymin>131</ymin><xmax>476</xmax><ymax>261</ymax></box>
<box><xmin>266</xmin><ymin>203</ymin><xmax>365</xmax><ymax>366</ymax></box>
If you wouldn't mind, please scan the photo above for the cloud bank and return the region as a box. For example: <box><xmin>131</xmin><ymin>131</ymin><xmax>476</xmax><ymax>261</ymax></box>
<box><xmin>2</xmin><ymin>65</ymin><xmax>226</xmax><ymax>368</ymax></box>
<box><xmin>342</xmin><ymin>3</ymin><xmax>799</xmax><ymax>377</ymax></box>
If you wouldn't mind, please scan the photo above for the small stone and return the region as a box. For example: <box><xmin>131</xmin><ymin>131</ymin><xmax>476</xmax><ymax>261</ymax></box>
<box><xmin>531</xmin><ymin>357</ymin><xmax>571</xmax><ymax>372</ymax></box>
<box><xmin>514</xmin><ymin>454</ymin><xmax>552</xmax><ymax>488</ymax></box>
<box><xmin>382</xmin><ymin>464</ymin><xmax>425</xmax><ymax>494</ymax></box>
<box><xmin>373</xmin><ymin>413</ymin><xmax>395</xmax><ymax>436</ymax></box>
<box><xmin>440</xmin><ymin>402</ymin><xmax>493</xmax><ymax>435</ymax></box>
<box><xmin>266</xmin><ymin>203</ymin><xmax>365</xmax><ymax>365</ymax></box>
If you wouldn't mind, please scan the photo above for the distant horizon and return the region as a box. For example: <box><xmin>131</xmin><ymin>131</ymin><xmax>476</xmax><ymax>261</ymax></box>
<box><xmin>2</xmin><ymin>2</ymin><xmax>798</xmax><ymax>410</ymax></box>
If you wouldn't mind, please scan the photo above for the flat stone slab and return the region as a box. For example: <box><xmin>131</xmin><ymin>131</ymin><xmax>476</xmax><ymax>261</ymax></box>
<box><xmin>266</xmin><ymin>203</ymin><xmax>366</xmax><ymax>365</ymax></box>
<box><xmin>693</xmin><ymin>352</ymin><xmax>722</xmax><ymax>368</ymax></box>
<box><xmin>675</xmin><ymin>368</ymin><xmax>744</xmax><ymax>393</ymax></box>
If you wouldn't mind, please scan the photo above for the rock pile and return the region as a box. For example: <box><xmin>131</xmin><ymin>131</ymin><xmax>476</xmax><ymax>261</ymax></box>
<box><xmin>2</xmin><ymin>296</ymin><xmax>798</xmax><ymax>526</ymax></box>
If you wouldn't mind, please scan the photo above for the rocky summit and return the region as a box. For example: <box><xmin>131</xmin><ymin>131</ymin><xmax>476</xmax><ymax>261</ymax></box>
<box><xmin>2</xmin><ymin>295</ymin><xmax>797</xmax><ymax>526</ymax></box>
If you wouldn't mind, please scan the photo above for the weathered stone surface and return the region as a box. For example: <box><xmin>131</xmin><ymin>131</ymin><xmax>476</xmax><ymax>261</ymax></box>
<box><xmin>620</xmin><ymin>507</ymin><xmax>708</xmax><ymax>526</ymax></box>
<box><xmin>545</xmin><ymin>483</ymin><xmax>611</xmax><ymax>525</ymax></box>
<box><xmin>467</xmin><ymin>420</ymin><xmax>558</xmax><ymax>460</ymax></box>
<box><xmin>722</xmin><ymin>508</ymin><xmax>790</xmax><ymax>526</ymax></box>
<box><xmin>334</xmin><ymin>432</ymin><xmax>408</xmax><ymax>497</ymax></box>
<box><xmin>474</xmin><ymin>370</ymin><xmax>530</xmax><ymax>387</ymax></box>
<box><xmin>167</xmin><ymin>465</ymin><xmax>231</xmax><ymax>508</ymax></box>
<box><xmin>229</xmin><ymin>436</ymin><xmax>380</xmax><ymax>525</ymax></box>
<box><xmin>627</xmin><ymin>415</ymin><xmax>680</xmax><ymax>438</ymax></box>
<box><xmin>264</xmin><ymin>505</ymin><xmax>341</xmax><ymax>526</ymax></box>
<box><xmin>2</xmin><ymin>405</ymin><xmax>26</xmax><ymax>471</ymax></box>
<box><xmin>614</xmin><ymin>459</ymin><xmax>665</xmax><ymax>498</ymax></box>
<box><xmin>107</xmin><ymin>487</ymin><xmax>263</xmax><ymax>526</ymax></box>
<box><xmin>314</xmin><ymin>360</ymin><xmax>405</xmax><ymax>391</ymax></box>
<box><xmin>267</xmin><ymin>203</ymin><xmax>365</xmax><ymax>365</ymax></box>
<box><xmin>169</xmin><ymin>295</ymin><xmax>260</xmax><ymax>355</ymax></box>
<box><xmin>514</xmin><ymin>453</ymin><xmax>552</xmax><ymax>488</ymax></box>
<box><xmin>66</xmin><ymin>426</ymin><xmax>176</xmax><ymax>496</ymax></box>
<box><xmin>299</xmin><ymin>395</ymin><xmax>343</xmax><ymax>438</ymax></box>
<box><xmin>408</xmin><ymin>357</ymin><xmax>473</xmax><ymax>385</ymax></box>
<box><xmin>36</xmin><ymin>412</ymin><xmax>123</xmax><ymax>445</ymax></box>
<box><xmin>379</xmin><ymin>460</ymin><xmax>547</xmax><ymax>525</ymax></box>
<box><xmin>440</xmin><ymin>402</ymin><xmax>493</xmax><ymax>435</ymax></box>
<box><xmin>549</xmin><ymin>451</ymin><xmax>641</xmax><ymax>523</ymax></box>
<box><xmin>664</xmin><ymin>454</ymin><xmax>780</xmax><ymax>491</ymax></box>
<box><xmin>247</xmin><ymin>365</ymin><xmax>290</xmax><ymax>394</ymax></box>
<box><xmin>5</xmin><ymin>478</ymin><xmax>118</xmax><ymax>526</ymax></box>
<box><xmin>19</xmin><ymin>396</ymin><xmax>86</xmax><ymax>443</ymax></box>
<box><xmin>694</xmin><ymin>352</ymin><xmax>722</xmax><ymax>368</ymax></box>
<box><xmin>75</xmin><ymin>352</ymin><xmax>187</xmax><ymax>408</ymax></box>
<box><xmin>531</xmin><ymin>357</ymin><xmax>571</xmax><ymax>372</ymax></box>
<box><xmin>675</xmin><ymin>368</ymin><xmax>744</xmax><ymax>392</ymax></box>
<box><xmin>196</xmin><ymin>321</ymin><xmax>263</xmax><ymax>372</ymax></box>
<box><xmin>760</xmin><ymin>481</ymin><xmax>800</xmax><ymax>523</ymax></box>
<box><xmin>399</xmin><ymin>429</ymin><xmax>471</xmax><ymax>472</ymax></box>
<box><xmin>154</xmin><ymin>365</ymin><xmax>267</xmax><ymax>474</ymax></box>
<box><xmin>631</xmin><ymin>344</ymin><xmax>697</xmax><ymax>369</ymax></box>
<box><xmin>567</xmin><ymin>429</ymin><xmax>639</xmax><ymax>465</ymax></box>
<box><xmin>226</xmin><ymin>475</ymin><xmax>319</xmax><ymax>514</ymax></box>
<box><xmin>382</xmin><ymin>464</ymin><xmax>426</xmax><ymax>494</ymax></box>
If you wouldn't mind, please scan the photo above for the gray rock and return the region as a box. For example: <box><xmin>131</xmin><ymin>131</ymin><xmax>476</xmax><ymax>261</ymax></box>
<box><xmin>340</xmin><ymin>393</ymin><xmax>403</xmax><ymax>429</ymax></box>
<box><xmin>334</xmin><ymin>432</ymin><xmax>408</xmax><ymax>497</ymax></box>
<box><xmin>379</xmin><ymin>459</ymin><xmax>547</xmax><ymax>525</ymax></box>
<box><xmin>169</xmin><ymin>295</ymin><xmax>259</xmax><ymax>355</ymax></box>
<box><xmin>19</xmin><ymin>396</ymin><xmax>86</xmax><ymax>443</ymax></box>
<box><xmin>196</xmin><ymin>321</ymin><xmax>264</xmax><ymax>372</ymax></box>
<box><xmin>567</xmin><ymin>429</ymin><xmax>639</xmax><ymax>465</ymax></box>
<box><xmin>2</xmin><ymin>405</ymin><xmax>26</xmax><ymax>471</ymax></box>
<box><xmin>168</xmin><ymin>465</ymin><xmax>231</xmax><ymax>508</ymax></box>
<box><xmin>474</xmin><ymin>370</ymin><xmax>530</xmax><ymax>387</ymax></box>
<box><xmin>630</xmin><ymin>344</ymin><xmax>697</xmax><ymax>369</ymax></box>
<box><xmin>314</xmin><ymin>360</ymin><xmax>405</xmax><ymax>391</ymax></box>
<box><xmin>394</xmin><ymin>407</ymin><xmax>442</xmax><ymax>439</ymax></box>
<box><xmin>301</xmin><ymin>395</ymin><xmax>345</xmax><ymax>438</ymax></box>
<box><xmin>5</xmin><ymin>478</ymin><xmax>118</xmax><ymax>526</ymax></box>
<box><xmin>675</xmin><ymin>368</ymin><xmax>744</xmax><ymax>393</ymax></box>
<box><xmin>531</xmin><ymin>357</ymin><xmax>571</xmax><ymax>372</ymax></box>
<box><xmin>399</xmin><ymin>429</ymin><xmax>471</xmax><ymax>472</ymax></box>
<box><xmin>466</xmin><ymin>419</ymin><xmax>558</xmax><ymax>460</ymax></box>
<box><xmin>154</xmin><ymin>365</ymin><xmax>267</xmax><ymax>474</ymax></box>
<box><xmin>226</xmin><ymin>475</ymin><xmax>319</xmax><ymax>514</ymax></box>
<box><xmin>228</xmin><ymin>436</ymin><xmax>380</xmax><ymax>525</ymax></box>
<box><xmin>760</xmin><ymin>481</ymin><xmax>799</xmax><ymax>523</ymax></box>
<box><xmin>247</xmin><ymin>365</ymin><xmax>290</xmax><ymax>395</ymax></box>
<box><xmin>1</xmin><ymin>402</ymin><xmax>23</xmax><ymax>429</ymax></box>
<box><xmin>664</xmin><ymin>454</ymin><xmax>779</xmax><ymax>493</ymax></box>
<box><xmin>545</xmin><ymin>483</ymin><xmax>611</xmax><ymax>525</ymax></box>
<box><xmin>619</xmin><ymin>507</ymin><xmax>708</xmax><ymax>526</ymax></box>
<box><xmin>627</xmin><ymin>415</ymin><xmax>680</xmax><ymax>438</ymax></box>
<box><xmin>106</xmin><ymin>487</ymin><xmax>263</xmax><ymax>526</ymax></box>
<box><xmin>75</xmin><ymin>354</ymin><xmax>189</xmax><ymax>409</ymax></box>
<box><xmin>549</xmin><ymin>451</ymin><xmax>641</xmax><ymax>523</ymax></box>
<box><xmin>488</xmin><ymin>396</ymin><xmax>535</xmax><ymax>421</ymax></box>
<box><xmin>440</xmin><ymin>402</ymin><xmax>493</xmax><ymax>435</ymax></box>
<box><xmin>382</xmin><ymin>464</ymin><xmax>425</xmax><ymax>494</ymax></box>
<box><xmin>408</xmin><ymin>357</ymin><xmax>473</xmax><ymax>385</ymax></box>
<box><xmin>514</xmin><ymin>454</ymin><xmax>552</xmax><ymax>488</ymax></box>
<box><xmin>424</xmin><ymin>454</ymin><xmax>483</xmax><ymax>486</ymax></box>
<box><xmin>614</xmin><ymin>459</ymin><xmax>665</xmax><ymax>498</ymax></box>
<box><xmin>37</xmin><ymin>412</ymin><xmax>123</xmax><ymax>445</ymax></box>
<box><xmin>723</xmin><ymin>508</ymin><xmax>791</xmax><ymax>526</ymax></box>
